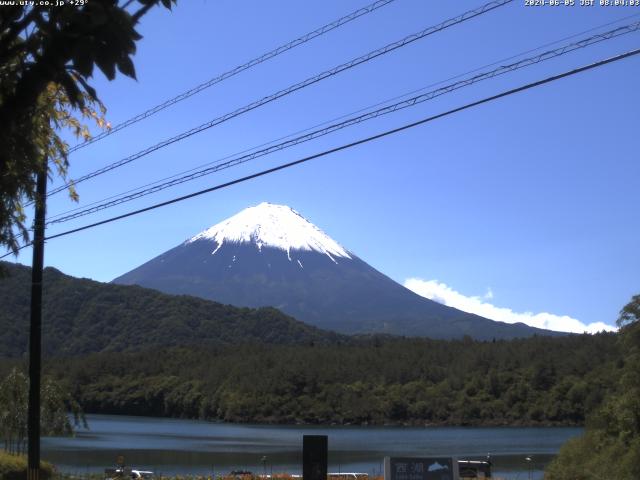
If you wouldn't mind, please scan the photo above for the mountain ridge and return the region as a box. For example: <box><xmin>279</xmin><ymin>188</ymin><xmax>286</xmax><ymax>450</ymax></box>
<box><xmin>114</xmin><ymin>203</ymin><xmax>562</xmax><ymax>340</ymax></box>
<box><xmin>0</xmin><ymin>261</ymin><xmax>344</xmax><ymax>357</ymax></box>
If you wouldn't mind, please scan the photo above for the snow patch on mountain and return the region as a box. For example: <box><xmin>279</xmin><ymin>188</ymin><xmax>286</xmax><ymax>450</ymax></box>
<box><xmin>187</xmin><ymin>202</ymin><xmax>351</xmax><ymax>261</ymax></box>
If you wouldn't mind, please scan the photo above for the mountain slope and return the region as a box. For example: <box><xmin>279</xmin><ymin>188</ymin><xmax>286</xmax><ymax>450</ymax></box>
<box><xmin>0</xmin><ymin>261</ymin><xmax>343</xmax><ymax>358</ymax></box>
<box><xmin>114</xmin><ymin>203</ymin><xmax>560</xmax><ymax>340</ymax></box>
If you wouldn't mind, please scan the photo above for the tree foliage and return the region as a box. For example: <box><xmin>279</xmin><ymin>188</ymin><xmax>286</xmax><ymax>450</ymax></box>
<box><xmin>0</xmin><ymin>262</ymin><xmax>623</xmax><ymax>428</ymax></box>
<box><xmin>0</xmin><ymin>261</ymin><xmax>342</xmax><ymax>357</ymax></box>
<box><xmin>0</xmin><ymin>0</ymin><xmax>176</xmax><ymax>254</ymax></box>
<box><xmin>0</xmin><ymin>368</ymin><xmax>85</xmax><ymax>455</ymax></box>
<box><xmin>545</xmin><ymin>294</ymin><xmax>640</xmax><ymax>480</ymax></box>
<box><xmin>617</xmin><ymin>293</ymin><xmax>640</xmax><ymax>327</ymax></box>
<box><xmin>3</xmin><ymin>332</ymin><xmax>618</xmax><ymax>427</ymax></box>
<box><xmin>0</xmin><ymin>450</ymin><xmax>54</xmax><ymax>480</ymax></box>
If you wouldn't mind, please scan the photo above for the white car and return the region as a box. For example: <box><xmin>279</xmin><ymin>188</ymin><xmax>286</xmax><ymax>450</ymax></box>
<box><xmin>130</xmin><ymin>470</ymin><xmax>154</xmax><ymax>479</ymax></box>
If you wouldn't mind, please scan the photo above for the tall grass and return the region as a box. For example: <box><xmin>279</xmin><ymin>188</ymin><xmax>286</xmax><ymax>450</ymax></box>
<box><xmin>0</xmin><ymin>451</ymin><xmax>54</xmax><ymax>479</ymax></box>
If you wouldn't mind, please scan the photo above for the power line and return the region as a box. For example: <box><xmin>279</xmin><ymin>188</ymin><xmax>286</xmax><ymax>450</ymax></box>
<box><xmin>4</xmin><ymin>45</ymin><xmax>638</xmax><ymax>259</ymax></box>
<box><xmin>45</xmin><ymin>20</ymin><xmax>640</xmax><ymax>226</ymax></box>
<box><xmin>46</xmin><ymin>12</ymin><xmax>640</xmax><ymax>223</ymax></box>
<box><xmin>67</xmin><ymin>0</ymin><xmax>398</xmax><ymax>153</ymax></box>
<box><xmin>353</xmin><ymin>12</ymin><xmax>640</xmax><ymax>114</ymax></box>
<box><xmin>46</xmin><ymin>0</ymin><xmax>513</xmax><ymax>199</ymax></box>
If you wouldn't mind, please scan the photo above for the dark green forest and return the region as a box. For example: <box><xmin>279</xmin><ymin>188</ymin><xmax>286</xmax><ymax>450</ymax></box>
<box><xmin>545</xmin><ymin>295</ymin><xmax>640</xmax><ymax>479</ymax></box>
<box><xmin>0</xmin><ymin>260</ymin><xmax>625</xmax><ymax>427</ymax></box>
<box><xmin>0</xmin><ymin>333</ymin><xmax>620</xmax><ymax>427</ymax></box>
<box><xmin>0</xmin><ymin>262</ymin><xmax>342</xmax><ymax>356</ymax></box>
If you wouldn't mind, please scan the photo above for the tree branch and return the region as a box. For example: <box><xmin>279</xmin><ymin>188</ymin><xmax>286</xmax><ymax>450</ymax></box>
<box><xmin>0</xmin><ymin>8</ymin><xmax>41</xmax><ymax>50</ymax></box>
<box><xmin>131</xmin><ymin>3</ymin><xmax>156</xmax><ymax>23</ymax></box>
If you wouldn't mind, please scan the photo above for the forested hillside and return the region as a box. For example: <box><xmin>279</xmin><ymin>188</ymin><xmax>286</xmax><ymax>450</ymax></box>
<box><xmin>0</xmin><ymin>262</ymin><xmax>343</xmax><ymax>356</ymax></box>
<box><xmin>546</xmin><ymin>295</ymin><xmax>640</xmax><ymax>479</ymax></box>
<box><xmin>0</xmin><ymin>261</ymin><xmax>622</xmax><ymax>427</ymax></box>
<box><xmin>0</xmin><ymin>333</ymin><xmax>619</xmax><ymax>426</ymax></box>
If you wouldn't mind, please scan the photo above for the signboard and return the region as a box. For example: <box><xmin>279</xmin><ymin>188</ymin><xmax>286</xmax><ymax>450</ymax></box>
<box><xmin>384</xmin><ymin>457</ymin><xmax>459</xmax><ymax>480</ymax></box>
<box><xmin>303</xmin><ymin>435</ymin><xmax>328</xmax><ymax>480</ymax></box>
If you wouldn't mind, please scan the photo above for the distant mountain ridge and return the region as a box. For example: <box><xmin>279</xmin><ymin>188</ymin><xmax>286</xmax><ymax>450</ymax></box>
<box><xmin>114</xmin><ymin>202</ymin><xmax>561</xmax><ymax>340</ymax></box>
<box><xmin>0</xmin><ymin>261</ymin><xmax>343</xmax><ymax>357</ymax></box>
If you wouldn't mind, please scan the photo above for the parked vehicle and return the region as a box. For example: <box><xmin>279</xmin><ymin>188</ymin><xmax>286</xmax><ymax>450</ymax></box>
<box><xmin>131</xmin><ymin>470</ymin><xmax>155</xmax><ymax>479</ymax></box>
<box><xmin>328</xmin><ymin>473</ymin><xmax>369</xmax><ymax>480</ymax></box>
<box><xmin>457</xmin><ymin>460</ymin><xmax>492</xmax><ymax>479</ymax></box>
<box><xmin>104</xmin><ymin>467</ymin><xmax>154</xmax><ymax>479</ymax></box>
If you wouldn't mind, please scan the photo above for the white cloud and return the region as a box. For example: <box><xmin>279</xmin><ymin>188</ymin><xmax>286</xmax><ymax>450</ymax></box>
<box><xmin>404</xmin><ymin>278</ymin><xmax>616</xmax><ymax>334</ymax></box>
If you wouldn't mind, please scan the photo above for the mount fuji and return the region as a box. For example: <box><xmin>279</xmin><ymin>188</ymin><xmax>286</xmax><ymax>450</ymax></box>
<box><xmin>113</xmin><ymin>202</ymin><xmax>558</xmax><ymax>339</ymax></box>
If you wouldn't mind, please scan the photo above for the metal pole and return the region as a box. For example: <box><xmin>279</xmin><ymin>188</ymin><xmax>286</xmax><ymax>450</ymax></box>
<box><xmin>28</xmin><ymin>161</ymin><xmax>47</xmax><ymax>480</ymax></box>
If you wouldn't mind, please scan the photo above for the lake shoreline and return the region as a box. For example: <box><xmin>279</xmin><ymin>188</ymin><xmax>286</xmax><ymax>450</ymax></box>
<box><xmin>78</xmin><ymin>409</ymin><xmax>585</xmax><ymax>429</ymax></box>
<box><xmin>43</xmin><ymin>414</ymin><xmax>579</xmax><ymax>480</ymax></box>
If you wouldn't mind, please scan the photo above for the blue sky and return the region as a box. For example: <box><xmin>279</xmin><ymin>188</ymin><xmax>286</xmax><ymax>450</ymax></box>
<box><xmin>7</xmin><ymin>0</ymin><xmax>640</xmax><ymax>331</ymax></box>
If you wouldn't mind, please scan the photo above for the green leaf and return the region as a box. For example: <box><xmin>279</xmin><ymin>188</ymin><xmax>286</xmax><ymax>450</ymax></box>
<box><xmin>95</xmin><ymin>53</ymin><xmax>116</xmax><ymax>80</ymax></box>
<box><xmin>71</xmin><ymin>43</ymin><xmax>95</xmax><ymax>78</ymax></box>
<box><xmin>58</xmin><ymin>72</ymin><xmax>82</xmax><ymax>107</ymax></box>
<box><xmin>116</xmin><ymin>55</ymin><xmax>136</xmax><ymax>79</ymax></box>
<box><xmin>74</xmin><ymin>73</ymin><xmax>98</xmax><ymax>100</ymax></box>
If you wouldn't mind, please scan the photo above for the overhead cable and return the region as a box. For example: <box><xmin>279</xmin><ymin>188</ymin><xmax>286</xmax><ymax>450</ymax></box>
<box><xmin>68</xmin><ymin>0</ymin><xmax>399</xmax><ymax>153</ymax></box>
<box><xmin>46</xmin><ymin>0</ymin><xmax>513</xmax><ymax>199</ymax></box>
<box><xmin>3</xmin><ymin>44</ymin><xmax>637</xmax><ymax>259</ymax></box>
<box><xmin>46</xmin><ymin>20</ymin><xmax>640</xmax><ymax>226</ymax></box>
<box><xmin>46</xmin><ymin>12</ymin><xmax>640</xmax><ymax>222</ymax></box>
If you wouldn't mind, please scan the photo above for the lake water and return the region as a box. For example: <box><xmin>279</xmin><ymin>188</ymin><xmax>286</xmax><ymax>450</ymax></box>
<box><xmin>42</xmin><ymin>414</ymin><xmax>582</xmax><ymax>479</ymax></box>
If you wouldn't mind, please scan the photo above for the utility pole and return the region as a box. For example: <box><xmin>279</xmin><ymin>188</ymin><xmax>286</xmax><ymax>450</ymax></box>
<box><xmin>28</xmin><ymin>160</ymin><xmax>47</xmax><ymax>480</ymax></box>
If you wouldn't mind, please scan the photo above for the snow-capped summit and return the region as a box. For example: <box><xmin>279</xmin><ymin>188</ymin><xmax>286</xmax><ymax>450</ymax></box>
<box><xmin>114</xmin><ymin>203</ymin><xmax>558</xmax><ymax>340</ymax></box>
<box><xmin>187</xmin><ymin>202</ymin><xmax>351</xmax><ymax>262</ymax></box>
